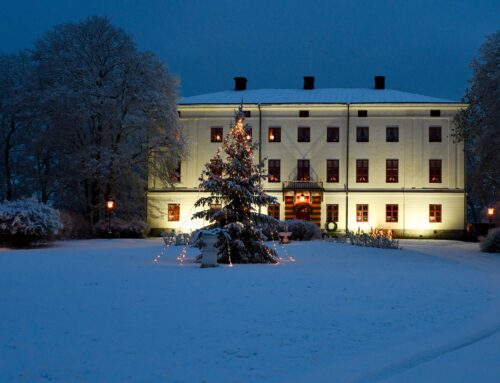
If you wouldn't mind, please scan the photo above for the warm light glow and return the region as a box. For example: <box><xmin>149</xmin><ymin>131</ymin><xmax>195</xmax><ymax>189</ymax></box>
<box><xmin>487</xmin><ymin>208</ymin><xmax>494</xmax><ymax>217</ymax></box>
<box><xmin>269</xmin><ymin>134</ymin><xmax>275</xmax><ymax>140</ymax></box>
<box><xmin>300</xmin><ymin>193</ymin><xmax>305</xmax><ymax>202</ymax></box>
<box><xmin>106</xmin><ymin>200</ymin><xmax>115</xmax><ymax>210</ymax></box>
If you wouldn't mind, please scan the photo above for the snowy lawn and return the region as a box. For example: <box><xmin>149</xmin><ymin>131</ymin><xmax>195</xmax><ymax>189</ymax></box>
<box><xmin>1</xmin><ymin>239</ymin><xmax>499</xmax><ymax>382</ymax></box>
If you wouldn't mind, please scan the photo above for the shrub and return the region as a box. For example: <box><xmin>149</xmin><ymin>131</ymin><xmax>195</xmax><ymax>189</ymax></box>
<box><xmin>480</xmin><ymin>227</ymin><xmax>500</xmax><ymax>253</ymax></box>
<box><xmin>347</xmin><ymin>229</ymin><xmax>400</xmax><ymax>250</ymax></box>
<box><xmin>58</xmin><ymin>211</ymin><xmax>92</xmax><ymax>239</ymax></box>
<box><xmin>94</xmin><ymin>218</ymin><xmax>150</xmax><ymax>238</ymax></box>
<box><xmin>0</xmin><ymin>199</ymin><xmax>63</xmax><ymax>247</ymax></box>
<box><xmin>280</xmin><ymin>220</ymin><xmax>322</xmax><ymax>241</ymax></box>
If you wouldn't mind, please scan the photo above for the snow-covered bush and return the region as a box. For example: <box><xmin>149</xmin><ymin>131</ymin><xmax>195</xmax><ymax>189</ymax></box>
<box><xmin>480</xmin><ymin>227</ymin><xmax>500</xmax><ymax>253</ymax></box>
<box><xmin>348</xmin><ymin>230</ymin><xmax>400</xmax><ymax>250</ymax></box>
<box><xmin>0</xmin><ymin>199</ymin><xmax>63</xmax><ymax>247</ymax></box>
<box><xmin>94</xmin><ymin>218</ymin><xmax>150</xmax><ymax>238</ymax></box>
<box><xmin>58</xmin><ymin>211</ymin><xmax>92</xmax><ymax>239</ymax></box>
<box><xmin>281</xmin><ymin>220</ymin><xmax>322</xmax><ymax>241</ymax></box>
<box><xmin>256</xmin><ymin>218</ymin><xmax>281</xmax><ymax>240</ymax></box>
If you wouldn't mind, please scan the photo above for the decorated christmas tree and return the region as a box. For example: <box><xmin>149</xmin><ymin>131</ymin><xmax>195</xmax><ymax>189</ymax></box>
<box><xmin>193</xmin><ymin>106</ymin><xmax>278</xmax><ymax>264</ymax></box>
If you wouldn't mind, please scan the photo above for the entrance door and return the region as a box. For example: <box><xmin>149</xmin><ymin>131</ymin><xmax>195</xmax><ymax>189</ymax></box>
<box><xmin>296</xmin><ymin>204</ymin><xmax>311</xmax><ymax>221</ymax></box>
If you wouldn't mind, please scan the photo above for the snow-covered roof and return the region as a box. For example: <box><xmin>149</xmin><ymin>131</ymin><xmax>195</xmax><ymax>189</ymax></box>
<box><xmin>179</xmin><ymin>88</ymin><xmax>456</xmax><ymax>105</ymax></box>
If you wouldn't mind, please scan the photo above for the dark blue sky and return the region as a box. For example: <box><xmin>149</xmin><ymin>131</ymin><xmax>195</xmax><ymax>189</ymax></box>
<box><xmin>1</xmin><ymin>0</ymin><xmax>498</xmax><ymax>100</ymax></box>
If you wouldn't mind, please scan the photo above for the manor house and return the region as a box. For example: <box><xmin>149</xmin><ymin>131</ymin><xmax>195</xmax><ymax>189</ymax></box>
<box><xmin>147</xmin><ymin>76</ymin><xmax>466</xmax><ymax>238</ymax></box>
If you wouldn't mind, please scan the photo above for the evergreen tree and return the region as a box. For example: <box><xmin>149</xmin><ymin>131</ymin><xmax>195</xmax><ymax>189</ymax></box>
<box><xmin>193</xmin><ymin>107</ymin><xmax>278</xmax><ymax>264</ymax></box>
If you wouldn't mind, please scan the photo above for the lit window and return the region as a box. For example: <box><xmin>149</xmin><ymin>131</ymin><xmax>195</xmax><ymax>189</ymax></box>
<box><xmin>429</xmin><ymin>159</ymin><xmax>442</xmax><ymax>183</ymax></box>
<box><xmin>268</xmin><ymin>204</ymin><xmax>280</xmax><ymax>220</ymax></box>
<box><xmin>386</xmin><ymin>127</ymin><xmax>399</xmax><ymax>142</ymax></box>
<box><xmin>386</xmin><ymin>159</ymin><xmax>398</xmax><ymax>183</ymax></box>
<box><xmin>298</xmin><ymin>127</ymin><xmax>310</xmax><ymax>142</ymax></box>
<box><xmin>357</xmin><ymin>127</ymin><xmax>369</xmax><ymax>142</ymax></box>
<box><xmin>326</xmin><ymin>159</ymin><xmax>339</xmax><ymax>183</ymax></box>
<box><xmin>327</xmin><ymin>204</ymin><xmax>339</xmax><ymax>222</ymax></box>
<box><xmin>429</xmin><ymin>204</ymin><xmax>442</xmax><ymax>222</ymax></box>
<box><xmin>386</xmin><ymin>204</ymin><xmax>398</xmax><ymax>222</ymax></box>
<box><xmin>297</xmin><ymin>159</ymin><xmax>310</xmax><ymax>181</ymax></box>
<box><xmin>356</xmin><ymin>204</ymin><xmax>368</xmax><ymax>222</ymax></box>
<box><xmin>168</xmin><ymin>204</ymin><xmax>180</xmax><ymax>221</ymax></box>
<box><xmin>211</xmin><ymin>127</ymin><xmax>223</xmax><ymax>142</ymax></box>
<box><xmin>268</xmin><ymin>159</ymin><xmax>281</xmax><ymax>182</ymax></box>
<box><xmin>429</xmin><ymin>126</ymin><xmax>442</xmax><ymax>142</ymax></box>
<box><xmin>356</xmin><ymin>159</ymin><xmax>369</xmax><ymax>183</ymax></box>
<box><xmin>327</xmin><ymin>127</ymin><xmax>339</xmax><ymax>142</ymax></box>
<box><xmin>268</xmin><ymin>127</ymin><xmax>281</xmax><ymax>142</ymax></box>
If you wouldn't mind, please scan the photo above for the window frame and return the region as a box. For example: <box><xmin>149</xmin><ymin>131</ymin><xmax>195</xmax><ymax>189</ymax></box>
<box><xmin>429</xmin><ymin>126</ymin><xmax>442</xmax><ymax>142</ymax></box>
<box><xmin>268</xmin><ymin>127</ymin><xmax>281</xmax><ymax>142</ymax></box>
<box><xmin>167</xmin><ymin>204</ymin><xmax>180</xmax><ymax>222</ymax></box>
<box><xmin>268</xmin><ymin>203</ymin><xmax>280</xmax><ymax>220</ymax></box>
<box><xmin>356</xmin><ymin>159</ymin><xmax>369</xmax><ymax>183</ymax></box>
<box><xmin>356</xmin><ymin>126</ymin><xmax>369</xmax><ymax>142</ymax></box>
<box><xmin>297</xmin><ymin>159</ymin><xmax>310</xmax><ymax>181</ymax></box>
<box><xmin>386</xmin><ymin>159</ymin><xmax>399</xmax><ymax>183</ymax></box>
<box><xmin>210</xmin><ymin>127</ymin><xmax>223</xmax><ymax>143</ymax></box>
<box><xmin>297</xmin><ymin>127</ymin><xmax>310</xmax><ymax>142</ymax></box>
<box><xmin>356</xmin><ymin>204</ymin><xmax>369</xmax><ymax>222</ymax></box>
<box><xmin>429</xmin><ymin>159</ymin><xmax>442</xmax><ymax>183</ymax></box>
<box><xmin>326</xmin><ymin>159</ymin><xmax>339</xmax><ymax>183</ymax></box>
<box><xmin>326</xmin><ymin>204</ymin><xmax>339</xmax><ymax>223</ymax></box>
<box><xmin>386</xmin><ymin>204</ymin><xmax>398</xmax><ymax>222</ymax></box>
<box><xmin>386</xmin><ymin>126</ymin><xmax>399</xmax><ymax>142</ymax></box>
<box><xmin>268</xmin><ymin>159</ymin><xmax>281</xmax><ymax>183</ymax></box>
<box><xmin>327</xmin><ymin>127</ymin><xmax>340</xmax><ymax>142</ymax></box>
<box><xmin>429</xmin><ymin>204</ymin><xmax>442</xmax><ymax>223</ymax></box>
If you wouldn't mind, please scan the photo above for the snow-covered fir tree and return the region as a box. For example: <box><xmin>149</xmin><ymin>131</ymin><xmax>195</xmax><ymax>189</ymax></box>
<box><xmin>193</xmin><ymin>106</ymin><xmax>278</xmax><ymax>264</ymax></box>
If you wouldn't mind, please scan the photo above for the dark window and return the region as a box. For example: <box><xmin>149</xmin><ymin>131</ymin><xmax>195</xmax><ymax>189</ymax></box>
<box><xmin>243</xmin><ymin>110</ymin><xmax>251</xmax><ymax>118</ymax></box>
<box><xmin>178</xmin><ymin>111</ymin><xmax>181</xmax><ymax>117</ymax></box>
<box><xmin>356</xmin><ymin>159</ymin><xmax>369</xmax><ymax>183</ymax></box>
<box><xmin>211</xmin><ymin>159</ymin><xmax>222</xmax><ymax>177</ymax></box>
<box><xmin>268</xmin><ymin>159</ymin><xmax>281</xmax><ymax>183</ymax></box>
<box><xmin>356</xmin><ymin>204</ymin><xmax>368</xmax><ymax>222</ymax></box>
<box><xmin>246</xmin><ymin>127</ymin><xmax>252</xmax><ymax>141</ymax></box>
<box><xmin>299</xmin><ymin>110</ymin><xmax>309</xmax><ymax>117</ymax></box>
<box><xmin>326</xmin><ymin>159</ymin><xmax>339</xmax><ymax>183</ymax></box>
<box><xmin>386</xmin><ymin>126</ymin><xmax>399</xmax><ymax>142</ymax></box>
<box><xmin>386</xmin><ymin>159</ymin><xmax>399</xmax><ymax>183</ymax></box>
<box><xmin>357</xmin><ymin>127</ymin><xmax>369</xmax><ymax>142</ymax></box>
<box><xmin>386</xmin><ymin>204</ymin><xmax>398</xmax><ymax>222</ymax></box>
<box><xmin>168</xmin><ymin>204</ymin><xmax>180</xmax><ymax>221</ymax></box>
<box><xmin>298</xmin><ymin>127</ymin><xmax>310</xmax><ymax>142</ymax></box>
<box><xmin>429</xmin><ymin>204</ymin><xmax>442</xmax><ymax>222</ymax></box>
<box><xmin>358</xmin><ymin>110</ymin><xmax>368</xmax><ymax>117</ymax></box>
<box><xmin>172</xmin><ymin>161</ymin><xmax>181</xmax><ymax>182</ymax></box>
<box><xmin>297</xmin><ymin>159</ymin><xmax>310</xmax><ymax>181</ymax></box>
<box><xmin>326</xmin><ymin>204</ymin><xmax>339</xmax><ymax>222</ymax></box>
<box><xmin>429</xmin><ymin>126</ymin><xmax>442</xmax><ymax>142</ymax></box>
<box><xmin>430</xmin><ymin>110</ymin><xmax>441</xmax><ymax>117</ymax></box>
<box><xmin>327</xmin><ymin>127</ymin><xmax>339</xmax><ymax>142</ymax></box>
<box><xmin>429</xmin><ymin>159</ymin><xmax>442</xmax><ymax>183</ymax></box>
<box><xmin>268</xmin><ymin>204</ymin><xmax>280</xmax><ymax>220</ymax></box>
<box><xmin>211</xmin><ymin>127</ymin><xmax>223</xmax><ymax>142</ymax></box>
<box><xmin>268</xmin><ymin>127</ymin><xmax>281</xmax><ymax>142</ymax></box>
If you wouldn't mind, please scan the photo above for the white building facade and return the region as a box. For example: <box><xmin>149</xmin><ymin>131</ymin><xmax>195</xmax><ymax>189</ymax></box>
<box><xmin>147</xmin><ymin>76</ymin><xmax>466</xmax><ymax>238</ymax></box>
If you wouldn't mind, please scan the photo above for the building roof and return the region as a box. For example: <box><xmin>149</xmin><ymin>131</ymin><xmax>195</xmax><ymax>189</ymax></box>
<box><xmin>179</xmin><ymin>88</ymin><xmax>456</xmax><ymax>105</ymax></box>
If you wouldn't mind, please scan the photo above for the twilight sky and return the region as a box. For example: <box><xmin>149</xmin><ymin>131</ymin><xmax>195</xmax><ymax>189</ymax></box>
<box><xmin>1</xmin><ymin>0</ymin><xmax>498</xmax><ymax>100</ymax></box>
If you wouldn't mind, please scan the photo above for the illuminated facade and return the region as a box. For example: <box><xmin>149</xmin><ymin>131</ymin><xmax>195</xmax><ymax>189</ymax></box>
<box><xmin>147</xmin><ymin>76</ymin><xmax>467</xmax><ymax>238</ymax></box>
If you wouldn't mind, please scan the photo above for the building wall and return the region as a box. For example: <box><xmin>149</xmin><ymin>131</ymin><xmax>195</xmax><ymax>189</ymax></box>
<box><xmin>148</xmin><ymin>103</ymin><xmax>465</xmax><ymax>237</ymax></box>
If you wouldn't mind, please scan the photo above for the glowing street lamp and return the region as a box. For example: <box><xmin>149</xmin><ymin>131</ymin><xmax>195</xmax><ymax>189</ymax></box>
<box><xmin>106</xmin><ymin>199</ymin><xmax>115</xmax><ymax>237</ymax></box>
<box><xmin>487</xmin><ymin>207</ymin><xmax>495</xmax><ymax>227</ymax></box>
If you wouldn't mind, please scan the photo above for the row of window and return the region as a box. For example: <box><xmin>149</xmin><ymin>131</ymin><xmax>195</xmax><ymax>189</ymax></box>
<box><xmin>167</xmin><ymin>202</ymin><xmax>443</xmax><ymax>223</ymax></box>
<box><xmin>267</xmin><ymin>203</ymin><xmax>443</xmax><ymax>223</ymax></box>
<box><xmin>267</xmin><ymin>159</ymin><xmax>443</xmax><ymax>183</ymax></box>
<box><xmin>210</xmin><ymin>126</ymin><xmax>443</xmax><ymax>143</ymax></box>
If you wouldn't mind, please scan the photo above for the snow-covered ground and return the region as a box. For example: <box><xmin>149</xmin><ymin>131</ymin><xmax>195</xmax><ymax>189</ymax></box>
<box><xmin>1</xmin><ymin>239</ymin><xmax>499</xmax><ymax>382</ymax></box>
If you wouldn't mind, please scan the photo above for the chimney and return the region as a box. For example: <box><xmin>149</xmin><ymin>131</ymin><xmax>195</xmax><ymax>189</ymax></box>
<box><xmin>374</xmin><ymin>76</ymin><xmax>385</xmax><ymax>90</ymax></box>
<box><xmin>303</xmin><ymin>76</ymin><xmax>315</xmax><ymax>90</ymax></box>
<box><xmin>234</xmin><ymin>77</ymin><xmax>247</xmax><ymax>91</ymax></box>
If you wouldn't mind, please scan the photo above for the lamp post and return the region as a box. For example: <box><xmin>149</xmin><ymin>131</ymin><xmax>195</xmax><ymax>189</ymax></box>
<box><xmin>487</xmin><ymin>207</ymin><xmax>495</xmax><ymax>228</ymax></box>
<box><xmin>106</xmin><ymin>200</ymin><xmax>115</xmax><ymax>238</ymax></box>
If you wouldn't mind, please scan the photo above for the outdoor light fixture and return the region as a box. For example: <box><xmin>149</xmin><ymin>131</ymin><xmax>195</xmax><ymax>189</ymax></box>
<box><xmin>106</xmin><ymin>200</ymin><xmax>115</xmax><ymax>210</ymax></box>
<box><xmin>487</xmin><ymin>207</ymin><xmax>495</xmax><ymax>226</ymax></box>
<box><xmin>300</xmin><ymin>193</ymin><xmax>305</xmax><ymax>202</ymax></box>
<box><xmin>106</xmin><ymin>199</ymin><xmax>115</xmax><ymax>238</ymax></box>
